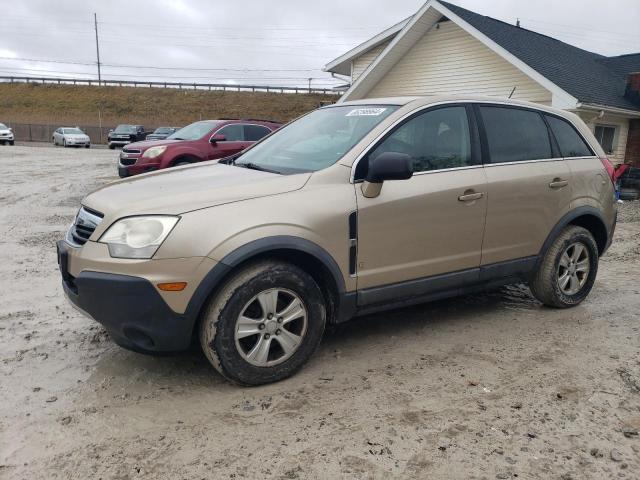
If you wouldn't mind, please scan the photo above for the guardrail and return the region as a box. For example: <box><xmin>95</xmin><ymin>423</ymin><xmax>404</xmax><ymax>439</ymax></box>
<box><xmin>0</xmin><ymin>75</ymin><xmax>342</xmax><ymax>95</ymax></box>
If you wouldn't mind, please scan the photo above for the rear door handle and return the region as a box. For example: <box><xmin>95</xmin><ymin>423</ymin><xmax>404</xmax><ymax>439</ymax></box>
<box><xmin>458</xmin><ymin>192</ymin><xmax>484</xmax><ymax>202</ymax></box>
<box><xmin>549</xmin><ymin>179</ymin><xmax>569</xmax><ymax>189</ymax></box>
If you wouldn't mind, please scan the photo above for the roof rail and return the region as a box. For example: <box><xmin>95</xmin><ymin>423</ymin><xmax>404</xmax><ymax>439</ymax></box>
<box><xmin>219</xmin><ymin>118</ymin><xmax>282</xmax><ymax>123</ymax></box>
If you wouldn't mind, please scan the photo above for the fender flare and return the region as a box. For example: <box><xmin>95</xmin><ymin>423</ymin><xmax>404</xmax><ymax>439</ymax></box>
<box><xmin>183</xmin><ymin>235</ymin><xmax>347</xmax><ymax>325</ymax></box>
<box><xmin>536</xmin><ymin>206</ymin><xmax>610</xmax><ymax>268</ymax></box>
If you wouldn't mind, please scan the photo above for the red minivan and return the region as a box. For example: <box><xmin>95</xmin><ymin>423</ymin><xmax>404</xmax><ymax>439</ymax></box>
<box><xmin>117</xmin><ymin>119</ymin><xmax>281</xmax><ymax>177</ymax></box>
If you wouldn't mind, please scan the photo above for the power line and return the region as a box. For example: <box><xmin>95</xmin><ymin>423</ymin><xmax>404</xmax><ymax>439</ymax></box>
<box><xmin>0</xmin><ymin>56</ymin><xmax>325</xmax><ymax>72</ymax></box>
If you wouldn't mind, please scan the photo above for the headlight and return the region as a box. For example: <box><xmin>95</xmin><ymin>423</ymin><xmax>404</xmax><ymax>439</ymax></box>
<box><xmin>99</xmin><ymin>216</ymin><xmax>179</xmax><ymax>259</ymax></box>
<box><xmin>142</xmin><ymin>146</ymin><xmax>167</xmax><ymax>159</ymax></box>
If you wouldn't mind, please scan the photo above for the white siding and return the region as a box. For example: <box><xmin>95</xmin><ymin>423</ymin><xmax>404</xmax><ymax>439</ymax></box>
<box><xmin>362</xmin><ymin>21</ymin><xmax>551</xmax><ymax>103</ymax></box>
<box><xmin>351</xmin><ymin>41</ymin><xmax>391</xmax><ymax>82</ymax></box>
<box><xmin>578</xmin><ymin>112</ymin><xmax>630</xmax><ymax>165</ymax></box>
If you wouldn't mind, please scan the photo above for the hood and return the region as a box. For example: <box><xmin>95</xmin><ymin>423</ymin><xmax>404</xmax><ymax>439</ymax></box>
<box><xmin>0</xmin><ymin>128</ymin><xmax>11</xmax><ymax>133</ymax></box>
<box><xmin>126</xmin><ymin>139</ymin><xmax>183</xmax><ymax>150</ymax></box>
<box><xmin>83</xmin><ymin>162</ymin><xmax>311</xmax><ymax>217</ymax></box>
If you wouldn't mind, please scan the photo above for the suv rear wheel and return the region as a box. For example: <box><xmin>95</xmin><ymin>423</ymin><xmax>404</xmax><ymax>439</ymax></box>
<box><xmin>529</xmin><ymin>226</ymin><xmax>599</xmax><ymax>308</ymax></box>
<box><xmin>199</xmin><ymin>260</ymin><xmax>326</xmax><ymax>385</ymax></box>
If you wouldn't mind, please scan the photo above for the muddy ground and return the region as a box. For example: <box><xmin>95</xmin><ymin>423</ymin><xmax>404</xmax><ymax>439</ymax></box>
<box><xmin>1</xmin><ymin>145</ymin><xmax>639</xmax><ymax>479</ymax></box>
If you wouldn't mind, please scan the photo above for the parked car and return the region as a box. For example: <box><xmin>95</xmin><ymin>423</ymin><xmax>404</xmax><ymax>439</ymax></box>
<box><xmin>146</xmin><ymin>127</ymin><xmax>180</xmax><ymax>141</ymax></box>
<box><xmin>108</xmin><ymin>125</ymin><xmax>147</xmax><ymax>149</ymax></box>
<box><xmin>52</xmin><ymin>127</ymin><xmax>91</xmax><ymax>148</ymax></box>
<box><xmin>117</xmin><ymin>119</ymin><xmax>281</xmax><ymax>178</ymax></box>
<box><xmin>0</xmin><ymin>123</ymin><xmax>14</xmax><ymax>145</ymax></box>
<box><xmin>58</xmin><ymin>96</ymin><xmax>617</xmax><ymax>386</ymax></box>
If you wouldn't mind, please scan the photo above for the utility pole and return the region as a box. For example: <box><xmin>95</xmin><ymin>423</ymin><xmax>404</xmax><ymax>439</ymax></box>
<box><xmin>94</xmin><ymin>13</ymin><xmax>102</xmax><ymax>85</ymax></box>
<box><xmin>308</xmin><ymin>77</ymin><xmax>312</xmax><ymax>91</ymax></box>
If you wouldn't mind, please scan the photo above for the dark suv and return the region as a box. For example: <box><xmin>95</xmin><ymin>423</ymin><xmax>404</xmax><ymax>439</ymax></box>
<box><xmin>117</xmin><ymin>119</ymin><xmax>281</xmax><ymax>178</ymax></box>
<box><xmin>108</xmin><ymin>125</ymin><xmax>147</xmax><ymax>149</ymax></box>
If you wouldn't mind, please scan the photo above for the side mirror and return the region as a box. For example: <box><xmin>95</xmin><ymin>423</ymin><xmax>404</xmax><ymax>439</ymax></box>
<box><xmin>109</xmin><ymin>129</ymin><xmax>114</xmax><ymax>133</ymax></box>
<box><xmin>210</xmin><ymin>134</ymin><xmax>226</xmax><ymax>144</ymax></box>
<box><xmin>362</xmin><ymin>152</ymin><xmax>413</xmax><ymax>198</ymax></box>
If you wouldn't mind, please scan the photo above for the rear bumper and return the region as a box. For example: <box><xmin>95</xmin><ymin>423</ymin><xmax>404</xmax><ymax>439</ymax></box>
<box><xmin>57</xmin><ymin>240</ymin><xmax>202</xmax><ymax>353</ymax></box>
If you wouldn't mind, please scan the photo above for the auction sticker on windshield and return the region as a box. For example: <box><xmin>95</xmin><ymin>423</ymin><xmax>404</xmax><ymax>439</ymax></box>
<box><xmin>346</xmin><ymin>108</ymin><xmax>388</xmax><ymax>117</ymax></box>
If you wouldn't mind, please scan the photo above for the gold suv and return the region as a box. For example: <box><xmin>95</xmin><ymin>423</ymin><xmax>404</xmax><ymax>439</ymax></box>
<box><xmin>57</xmin><ymin>96</ymin><xmax>617</xmax><ymax>385</ymax></box>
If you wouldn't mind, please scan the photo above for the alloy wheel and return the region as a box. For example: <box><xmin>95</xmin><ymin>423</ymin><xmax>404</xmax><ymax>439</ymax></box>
<box><xmin>234</xmin><ymin>288</ymin><xmax>307</xmax><ymax>367</ymax></box>
<box><xmin>557</xmin><ymin>242</ymin><xmax>590</xmax><ymax>295</ymax></box>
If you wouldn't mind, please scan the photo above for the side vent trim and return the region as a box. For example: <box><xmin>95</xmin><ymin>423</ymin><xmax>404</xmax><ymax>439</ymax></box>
<box><xmin>348</xmin><ymin>211</ymin><xmax>358</xmax><ymax>276</ymax></box>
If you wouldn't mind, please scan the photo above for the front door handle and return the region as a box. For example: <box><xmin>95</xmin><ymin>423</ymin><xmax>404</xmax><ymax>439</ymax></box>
<box><xmin>549</xmin><ymin>178</ymin><xmax>569</xmax><ymax>189</ymax></box>
<box><xmin>458</xmin><ymin>191</ymin><xmax>484</xmax><ymax>202</ymax></box>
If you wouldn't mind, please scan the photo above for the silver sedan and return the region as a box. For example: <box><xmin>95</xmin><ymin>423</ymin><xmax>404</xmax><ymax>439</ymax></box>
<box><xmin>52</xmin><ymin>127</ymin><xmax>91</xmax><ymax>148</ymax></box>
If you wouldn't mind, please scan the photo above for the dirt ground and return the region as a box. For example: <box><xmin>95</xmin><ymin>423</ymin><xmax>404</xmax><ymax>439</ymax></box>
<box><xmin>1</xmin><ymin>145</ymin><xmax>639</xmax><ymax>480</ymax></box>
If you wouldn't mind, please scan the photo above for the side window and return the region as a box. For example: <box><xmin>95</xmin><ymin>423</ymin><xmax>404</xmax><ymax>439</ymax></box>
<box><xmin>216</xmin><ymin>124</ymin><xmax>244</xmax><ymax>142</ymax></box>
<box><xmin>367</xmin><ymin>106</ymin><xmax>472</xmax><ymax>174</ymax></box>
<box><xmin>479</xmin><ymin>106</ymin><xmax>552</xmax><ymax>163</ymax></box>
<box><xmin>244</xmin><ymin>125</ymin><xmax>271</xmax><ymax>142</ymax></box>
<box><xmin>545</xmin><ymin>115</ymin><xmax>594</xmax><ymax>158</ymax></box>
<box><xmin>594</xmin><ymin>125</ymin><xmax>616</xmax><ymax>155</ymax></box>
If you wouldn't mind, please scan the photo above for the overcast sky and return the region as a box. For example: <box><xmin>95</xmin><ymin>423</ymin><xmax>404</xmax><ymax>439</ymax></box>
<box><xmin>0</xmin><ymin>0</ymin><xmax>638</xmax><ymax>89</ymax></box>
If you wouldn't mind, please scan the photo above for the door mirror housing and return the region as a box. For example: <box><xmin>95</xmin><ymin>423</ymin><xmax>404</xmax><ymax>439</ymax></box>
<box><xmin>362</xmin><ymin>152</ymin><xmax>413</xmax><ymax>198</ymax></box>
<box><xmin>366</xmin><ymin>152</ymin><xmax>414</xmax><ymax>183</ymax></box>
<box><xmin>210</xmin><ymin>134</ymin><xmax>226</xmax><ymax>144</ymax></box>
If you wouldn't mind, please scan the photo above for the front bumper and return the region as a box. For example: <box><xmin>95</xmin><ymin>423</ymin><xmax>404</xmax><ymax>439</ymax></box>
<box><xmin>57</xmin><ymin>240</ymin><xmax>215</xmax><ymax>353</ymax></box>
<box><xmin>109</xmin><ymin>139</ymin><xmax>132</xmax><ymax>146</ymax></box>
<box><xmin>118</xmin><ymin>161</ymin><xmax>159</xmax><ymax>178</ymax></box>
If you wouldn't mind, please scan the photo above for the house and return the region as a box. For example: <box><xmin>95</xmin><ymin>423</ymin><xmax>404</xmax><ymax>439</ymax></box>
<box><xmin>324</xmin><ymin>0</ymin><xmax>640</xmax><ymax>166</ymax></box>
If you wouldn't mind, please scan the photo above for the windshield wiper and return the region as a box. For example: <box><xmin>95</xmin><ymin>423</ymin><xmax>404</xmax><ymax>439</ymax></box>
<box><xmin>238</xmin><ymin>162</ymin><xmax>281</xmax><ymax>174</ymax></box>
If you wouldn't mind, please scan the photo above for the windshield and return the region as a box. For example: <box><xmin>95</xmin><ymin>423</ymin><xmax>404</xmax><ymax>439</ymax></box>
<box><xmin>0</xmin><ymin>123</ymin><xmax>7</xmax><ymax>129</ymax></box>
<box><xmin>154</xmin><ymin>127</ymin><xmax>173</xmax><ymax>134</ymax></box>
<box><xmin>114</xmin><ymin>125</ymin><xmax>136</xmax><ymax>133</ymax></box>
<box><xmin>63</xmin><ymin>128</ymin><xmax>84</xmax><ymax>135</ymax></box>
<box><xmin>236</xmin><ymin>105</ymin><xmax>399</xmax><ymax>174</ymax></box>
<box><xmin>168</xmin><ymin>121</ymin><xmax>219</xmax><ymax>141</ymax></box>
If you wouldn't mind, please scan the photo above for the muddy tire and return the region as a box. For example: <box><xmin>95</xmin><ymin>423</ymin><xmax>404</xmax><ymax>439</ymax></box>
<box><xmin>529</xmin><ymin>226</ymin><xmax>599</xmax><ymax>308</ymax></box>
<box><xmin>199</xmin><ymin>260</ymin><xmax>326</xmax><ymax>386</ymax></box>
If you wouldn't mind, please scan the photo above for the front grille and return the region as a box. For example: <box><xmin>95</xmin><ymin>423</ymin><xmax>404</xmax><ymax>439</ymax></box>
<box><xmin>66</xmin><ymin>206</ymin><xmax>104</xmax><ymax>247</ymax></box>
<box><xmin>122</xmin><ymin>148</ymin><xmax>141</xmax><ymax>154</ymax></box>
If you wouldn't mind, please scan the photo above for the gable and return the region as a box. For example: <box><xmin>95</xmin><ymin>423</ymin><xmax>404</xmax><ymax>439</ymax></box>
<box><xmin>351</xmin><ymin>41</ymin><xmax>391</xmax><ymax>82</ymax></box>
<box><xmin>367</xmin><ymin>20</ymin><xmax>551</xmax><ymax>104</ymax></box>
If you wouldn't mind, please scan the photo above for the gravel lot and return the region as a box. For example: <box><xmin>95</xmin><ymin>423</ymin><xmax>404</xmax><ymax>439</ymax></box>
<box><xmin>1</xmin><ymin>145</ymin><xmax>639</xmax><ymax>479</ymax></box>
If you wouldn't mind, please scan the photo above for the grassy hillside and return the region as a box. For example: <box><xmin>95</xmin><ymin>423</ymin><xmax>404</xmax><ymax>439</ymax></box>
<box><xmin>0</xmin><ymin>83</ymin><xmax>337</xmax><ymax>127</ymax></box>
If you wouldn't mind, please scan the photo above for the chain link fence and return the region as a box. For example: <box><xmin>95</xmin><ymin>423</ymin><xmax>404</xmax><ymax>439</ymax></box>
<box><xmin>8</xmin><ymin>123</ymin><xmax>126</xmax><ymax>145</ymax></box>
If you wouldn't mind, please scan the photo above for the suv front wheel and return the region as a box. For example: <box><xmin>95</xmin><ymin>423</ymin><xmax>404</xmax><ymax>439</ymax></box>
<box><xmin>199</xmin><ymin>260</ymin><xmax>326</xmax><ymax>385</ymax></box>
<box><xmin>529</xmin><ymin>226</ymin><xmax>599</xmax><ymax>308</ymax></box>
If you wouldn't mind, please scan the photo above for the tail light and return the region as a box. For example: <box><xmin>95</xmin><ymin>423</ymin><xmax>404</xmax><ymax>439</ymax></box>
<box><xmin>600</xmin><ymin>157</ymin><xmax>615</xmax><ymax>185</ymax></box>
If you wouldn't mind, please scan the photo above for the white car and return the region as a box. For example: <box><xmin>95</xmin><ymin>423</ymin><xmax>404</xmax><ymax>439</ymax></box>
<box><xmin>53</xmin><ymin>127</ymin><xmax>91</xmax><ymax>148</ymax></box>
<box><xmin>0</xmin><ymin>123</ymin><xmax>14</xmax><ymax>145</ymax></box>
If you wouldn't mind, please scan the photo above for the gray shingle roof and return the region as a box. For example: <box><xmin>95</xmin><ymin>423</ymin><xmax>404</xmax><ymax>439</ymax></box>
<box><xmin>439</xmin><ymin>1</ymin><xmax>640</xmax><ymax>112</ymax></box>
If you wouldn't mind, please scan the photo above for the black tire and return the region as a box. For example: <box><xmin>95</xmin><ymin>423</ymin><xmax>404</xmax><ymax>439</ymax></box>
<box><xmin>63</xmin><ymin>139</ymin><xmax>67</xmax><ymax>148</ymax></box>
<box><xmin>85</xmin><ymin>144</ymin><xmax>90</xmax><ymax>149</ymax></box>
<box><xmin>199</xmin><ymin>260</ymin><xmax>326</xmax><ymax>386</ymax></box>
<box><xmin>8</xmin><ymin>141</ymin><xmax>14</xmax><ymax>146</ymax></box>
<box><xmin>108</xmin><ymin>144</ymin><xmax>115</xmax><ymax>150</ymax></box>
<box><xmin>529</xmin><ymin>226</ymin><xmax>599</xmax><ymax>308</ymax></box>
<box><xmin>173</xmin><ymin>160</ymin><xmax>192</xmax><ymax>167</ymax></box>
<box><xmin>619</xmin><ymin>188</ymin><xmax>640</xmax><ymax>201</ymax></box>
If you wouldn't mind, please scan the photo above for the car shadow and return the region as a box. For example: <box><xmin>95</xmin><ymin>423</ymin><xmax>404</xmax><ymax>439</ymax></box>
<box><xmin>88</xmin><ymin>284</ymin><xmax>541</xmax><ymax>389</ymax></box>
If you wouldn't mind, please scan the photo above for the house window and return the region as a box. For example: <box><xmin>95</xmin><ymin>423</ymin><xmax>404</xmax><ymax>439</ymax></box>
<box><xmin>594</xmin><ymin>125</ymin><xmax>617</xmax><ymax>154</ymax></box>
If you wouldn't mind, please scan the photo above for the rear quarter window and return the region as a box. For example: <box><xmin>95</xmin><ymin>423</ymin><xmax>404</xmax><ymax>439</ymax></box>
<box><xmin>479</xmin><ymin>106</ymin><xmax>552</xmax><ymax>163</ymax></box>
<box><xmin>245</xmin><ymin>125</ymin><xmax>272</xmax><ymax>142</ymax></box>
<box><xmin>545</xmin><ymin>115</ymin><xmax>594</xmax><ymax>158</ymax></box>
